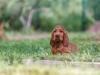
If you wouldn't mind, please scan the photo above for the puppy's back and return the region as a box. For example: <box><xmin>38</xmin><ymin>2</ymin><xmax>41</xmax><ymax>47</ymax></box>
<box><xmin>68</xmin><ymin>42</ymin><xmax>78</xmax><ymax>52</ymax></box>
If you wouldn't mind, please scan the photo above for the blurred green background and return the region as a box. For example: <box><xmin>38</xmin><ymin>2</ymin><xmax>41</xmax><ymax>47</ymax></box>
<box><xmin>0</xmin><ymin>0</ymin><xmax>100</xmax><ymax>73</ymax></box>
<box><xmin>0</xmin><ymin>0</ymin><xmax>99</xmax><ymax>32</ymax></box>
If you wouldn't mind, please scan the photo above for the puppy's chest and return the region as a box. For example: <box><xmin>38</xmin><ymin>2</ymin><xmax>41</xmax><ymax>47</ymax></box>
<box><xmin>54</xmin><ymin>45</ymin><xmax>68</xmax><ymax>51</ymax></box>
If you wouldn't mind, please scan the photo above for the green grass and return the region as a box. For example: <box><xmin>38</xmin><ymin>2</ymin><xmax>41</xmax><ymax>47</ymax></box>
<box><xmin>0</xmin><ymin>32</ymin><xmax>100</xmax><ymax>64</ymax></box>
<box><xmin>0</xmin><ymin>32</ymin><xmax>100</xmax><ymax>75</ymax></box>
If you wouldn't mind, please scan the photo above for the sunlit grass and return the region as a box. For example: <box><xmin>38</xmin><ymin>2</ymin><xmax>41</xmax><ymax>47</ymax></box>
<box><xmin>0</xmin><ymin>64</ymin><xmax>100</xmax><ymax>75</ymax></box>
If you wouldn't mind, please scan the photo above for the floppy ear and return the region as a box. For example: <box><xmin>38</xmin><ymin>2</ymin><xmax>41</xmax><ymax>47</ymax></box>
<box><xmin>62</xmin><ymin>30</ymin><xmax>69</xmax><ymax>47</ymax></box>
<box><xmin>50</xmin><ymin>31</ymin><xmax>55</xmax><ymax>47</ymax></box>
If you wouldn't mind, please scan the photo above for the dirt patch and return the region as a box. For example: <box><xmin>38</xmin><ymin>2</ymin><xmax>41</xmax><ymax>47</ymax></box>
<box><xmin>20</xmin><ymin>58</ymin><xmax>100</xmax><ymax>67</ymax></box>
<box><xmin>8</xmin><ymin>32</ymin><xmax>51</xmax><ymax>40</ymax></box>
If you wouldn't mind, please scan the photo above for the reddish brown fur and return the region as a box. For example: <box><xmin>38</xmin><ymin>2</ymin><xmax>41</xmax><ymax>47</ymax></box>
<box><xmin>50</xmin><ymin>25</ymin><xmax>78</xmax><ymax>54</ymax></box>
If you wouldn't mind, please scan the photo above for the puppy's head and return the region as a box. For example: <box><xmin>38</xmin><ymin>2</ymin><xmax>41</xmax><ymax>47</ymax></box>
<box><xmin>50</xmin><ymin>25</ymin><xmax>69</xmax><ymax>47</ymax></box>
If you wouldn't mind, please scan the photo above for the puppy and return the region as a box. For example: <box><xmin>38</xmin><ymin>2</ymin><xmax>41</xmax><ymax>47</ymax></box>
<box><xmin>50</xmin><ymin>25</ymin><xmax>78</xmax><ymax>54</ymax></box>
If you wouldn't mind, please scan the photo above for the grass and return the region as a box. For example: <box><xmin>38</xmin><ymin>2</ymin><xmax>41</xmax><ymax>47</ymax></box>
<box><xmin>0</xmin><ymin>64</ymin><xmax>100</xmax><ymax>75</ymax></box>
<box><xmin>0</xmin><ymin>32</ymin><xmax>100</xmax><ymax>64</ymax></box>
<box><xmin>0</xmin><ymin>32</ymin><xmax>100</xmax><ymax>75</ymax></box>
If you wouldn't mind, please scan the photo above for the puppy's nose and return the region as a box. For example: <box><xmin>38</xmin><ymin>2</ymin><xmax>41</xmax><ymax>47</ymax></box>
<box><xmin>56</xmin><ymin>34</ymin><xmax>59</xmax><ymax>38</ymax></box>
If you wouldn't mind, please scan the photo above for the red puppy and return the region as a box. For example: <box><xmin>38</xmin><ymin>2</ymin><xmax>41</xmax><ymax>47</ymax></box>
<box><xmin>50</xmin><ymin>25</ymin><xmax>78</xmax><ymax>54</ymax></box>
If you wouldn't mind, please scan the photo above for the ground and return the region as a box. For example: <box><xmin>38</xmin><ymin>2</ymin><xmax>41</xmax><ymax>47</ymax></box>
<box><xmin>0</xmin><ymin>31</ymin><xmax>100</xmax><ymax>75</ymax></box>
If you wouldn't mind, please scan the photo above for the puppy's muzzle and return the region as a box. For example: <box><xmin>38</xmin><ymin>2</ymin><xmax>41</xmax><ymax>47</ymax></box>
<box><xmin>55</xmin><ymin>34</ymin><xmax>60</xmax><ymax>38</ymax></box>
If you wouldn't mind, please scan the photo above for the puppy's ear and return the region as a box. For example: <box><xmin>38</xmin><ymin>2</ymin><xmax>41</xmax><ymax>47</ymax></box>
<box><xmin>62</xmin><ymin>31</ymin><xmax>69</xmax><ymax>47</ymax></box>
<box><xmin>50</xmin><ymin>31</ymin><xmax>55</xmax><ymax>47</ymax></box>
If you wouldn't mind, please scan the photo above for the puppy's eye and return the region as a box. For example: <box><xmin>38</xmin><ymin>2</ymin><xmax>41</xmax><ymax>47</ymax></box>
<box><xmin>60</xmin><ymin>30</ymin><xmax>63</xmax><ymax>33</ymax></box>
<box><xmin>54</xmin><ymin>30</ymin><xmax>56</xmax><ymax>32</ymax></box>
